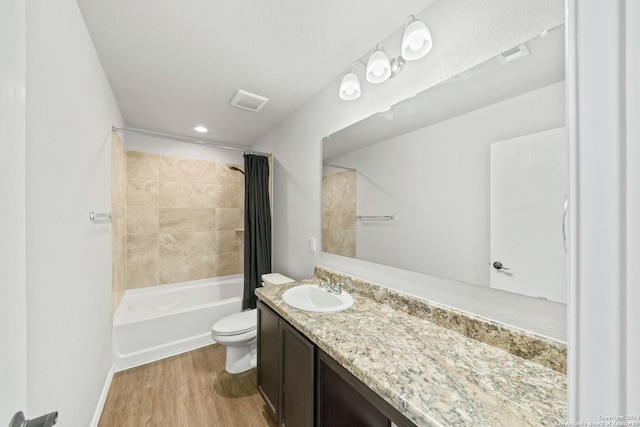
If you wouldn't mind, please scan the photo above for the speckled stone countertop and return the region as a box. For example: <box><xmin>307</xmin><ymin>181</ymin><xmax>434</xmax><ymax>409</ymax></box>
<box><xmin>255</xmin><ymin>274</ymin><xmax>567</xmax><ymax>427</ymax></box>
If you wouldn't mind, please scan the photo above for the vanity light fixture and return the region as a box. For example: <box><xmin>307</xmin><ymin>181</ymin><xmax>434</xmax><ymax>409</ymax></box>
<box><xmin>339</xmin><ymin>15</ymin><xmax>433</xmax><ymax>101</ymax></box>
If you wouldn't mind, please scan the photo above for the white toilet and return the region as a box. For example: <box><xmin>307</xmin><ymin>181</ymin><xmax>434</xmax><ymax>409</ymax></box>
<box><xmin>211</xmin><ymin>273</ymin><xmax>294</xmax><ymax>374</ymax></box>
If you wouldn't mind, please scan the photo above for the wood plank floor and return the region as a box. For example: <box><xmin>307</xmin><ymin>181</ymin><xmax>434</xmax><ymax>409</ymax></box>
<box><xmin>98</xmin><ymin>344</ymin><xmax>277</xmax><ymax>427</ymax></box>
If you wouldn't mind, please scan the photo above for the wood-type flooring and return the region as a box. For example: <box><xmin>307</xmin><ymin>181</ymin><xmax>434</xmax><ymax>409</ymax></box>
<box><xmin>98</xmin><ymin>344</ymin><xmax>276</xmax><ymax>427</ymax></box>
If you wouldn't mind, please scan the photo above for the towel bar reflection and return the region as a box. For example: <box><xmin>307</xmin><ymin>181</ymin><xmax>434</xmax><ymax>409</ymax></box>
<box><xmin>89</xmin><ymin>211</ymin><xmax>112</xmax><ymax>222</ymax></box>
<box><xmin>356</xmin><ymin>215</ymin><xmax>395</xmax><ymax>221</ymax></box>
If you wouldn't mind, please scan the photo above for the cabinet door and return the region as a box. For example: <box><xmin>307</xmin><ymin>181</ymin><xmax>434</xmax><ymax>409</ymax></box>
<box><xmin>280</xmin><ymin>321</ymin><xmax>315</xmax><ymax>427</ymax></box>
<box><xmin>257</xmin><ymin>301</ymin><xmax>280</xmax><ymax>422</ymax></box>
<box><xmin>317</xmin><ymin>357</ymin><xmax>388</xmax><ymax>427</ymax></box>
<box><xmin>317</xmin><ymin>351</ymin><xmax>416</xmax><ymax>427</ymax></box>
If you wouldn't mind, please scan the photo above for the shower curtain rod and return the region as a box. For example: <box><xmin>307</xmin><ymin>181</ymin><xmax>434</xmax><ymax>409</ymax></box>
<box><xmin>322</xmin><ymin>162</ymin><xmax>354</xmax><ymax>171</ymax></box>
<box><xmin>112</xmin><ymin>126</ymin><xmax>271</xmax><ymax>157</ymax></box>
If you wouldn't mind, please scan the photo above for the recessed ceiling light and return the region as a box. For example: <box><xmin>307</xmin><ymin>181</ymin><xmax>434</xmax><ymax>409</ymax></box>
<box><xmin>194</xmin><ymin>126</ymin><xmax>208</xmax><ymax>133</ymax></box>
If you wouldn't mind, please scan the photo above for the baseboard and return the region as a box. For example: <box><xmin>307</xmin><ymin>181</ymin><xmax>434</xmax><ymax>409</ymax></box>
<box><xmin>90</xmin><ymin>364</ymin><xmax>115</xmax><ymax>427</ymax></box>
<box><xmin>113</xmin><ymin>333</ymin><xmax>214</xmax><ymax>372</ymax></box>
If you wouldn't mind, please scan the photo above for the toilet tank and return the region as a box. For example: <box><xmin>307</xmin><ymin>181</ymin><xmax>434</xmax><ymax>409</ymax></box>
<box><xmin>262</xmin><ymin>273</ymin><xmax>294</xmax><ymax>286</ymax></box>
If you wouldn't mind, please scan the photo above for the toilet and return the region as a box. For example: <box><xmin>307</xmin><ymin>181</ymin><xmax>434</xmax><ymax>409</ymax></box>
<box><xmin>211</xmin><ymin>273</ymin><xmax>294</xmax><ymax>374</ymax></box>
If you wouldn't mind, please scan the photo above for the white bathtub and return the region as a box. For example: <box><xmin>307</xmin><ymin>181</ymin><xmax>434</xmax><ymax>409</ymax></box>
<box><xmin>113</xmin><ymin>274</ymin><xmax>243</xmax><ymax>371</ymax></box>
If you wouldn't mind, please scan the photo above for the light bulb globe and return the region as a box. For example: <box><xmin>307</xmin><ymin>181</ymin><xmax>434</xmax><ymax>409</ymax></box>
<box><xmin>366</xmin><ymin>49</ymin><xmax>391</xmax><ymax>84</ymax></box>
<box><xmin>401</xmin><ymin>19</ymin><xmax>432</xmax><ymax>61</ymax></box>
<box><xmin>339</xmin><ymin>72</ymin><xmax>361</xmax><ymax>101</ymax></box>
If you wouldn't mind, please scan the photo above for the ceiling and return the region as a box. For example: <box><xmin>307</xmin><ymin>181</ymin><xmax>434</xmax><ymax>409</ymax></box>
<box><xmin>76</xmin><ymin>0</ymin><xmax>435</xmax><ymax>147</ymax></box>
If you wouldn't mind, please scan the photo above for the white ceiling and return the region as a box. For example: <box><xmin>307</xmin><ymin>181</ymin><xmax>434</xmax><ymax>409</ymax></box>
<box><xmin>76</xmin><ymin>0</ymin><xmax>435</xmax><ymax>147</ymax></box>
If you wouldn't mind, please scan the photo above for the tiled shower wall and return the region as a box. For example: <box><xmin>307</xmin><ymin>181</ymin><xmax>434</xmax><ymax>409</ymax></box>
<box><xmin>111</xmin><ymin>137</ymin><xmax>245</xmax><ymax>311</ymax></box>
<box><xmin>111</xmin><ymin>133</ymin><xmax>126</xmax><ymax>313</ymax></box>
<box><xmin>322</xmin><ymin>169</ymin><xmax>356</xmax><ymax>257</ymax></box>
<box><xmin>125</xmin><ymin>150</ymin><xmax>244</xmax><ymax>289</ymax></box>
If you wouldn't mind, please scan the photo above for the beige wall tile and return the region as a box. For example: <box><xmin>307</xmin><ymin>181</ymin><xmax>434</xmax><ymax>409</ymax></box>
<box><xmin>112</xmin><ymin>265</ymin><xmax>125</xmax><ymax>313</ymax></box>
<box><xmin>189</xmin><ymin>208</ymin><xmax>216</xmax><ymax>231</ymax></box>
<box><xmin>127</xmin><ymin>151</ymin><xmax>159</xmax><ymax>180</ymax></box>
<box><xmin>189</xmin><ymin>231</ymin><xmax>217</xmax><ymax>256</ymax></box>
<box><xmin>188</xmin><ymin>255</ymin><xmax>216</xmax><ymax>280</ymax></box>
<box><xmin>190</xmin><ymin>183</ymin><xmax>217</xmax><ymax>208</ymax></box>
<box><xmin>111</xmin><ymin>133</ymin><xmax>127</xmax><ymax>310</ymax></box>
<box><xmin>159</xmin><ymin>208</ymin><xmax>190</xmax><ymax>233</ymax></box>
<box><xmin>217</xmin><ymin>162</ymin><xmax>244</xmax><ymax>185</ymax></box>
<box><xmin>127</xmin><ymin>179</ymin><xmax>159</xmax><ymax>206</ymax></box>
<box><xmin>112</xmin><ymin>202</ymin><xmax>126</xmax><ymax>239</ymax></box>
<box><xmin>127</xmin><ymin>206</ymin><xmax>159</xmax><ymax>234</ymax></box>
<box><xmin>126</xmin><ymin>261</ymin><xmax>159</xmax><ymax>289</ymax></box>
<box><xmin>159</xmin><ymin>181</ymin><xmax>190</xmax><ymax>207</ymax></box>
<box><xmin>321</xmin><ymin>170</ymin><xmax>356</xmax><ymax>258</ymax></box>
<box><xmin>239</xmin><ymin>185</ymin><xmax>245</xmax><ymax>207</ymax></box>
<box><xmin>213</xmin><ymin>230</ymin><xmax>240</xmax><ymax>254</ymax></box>
<box><xmin>115</xmin><ymin>149</ymin><xmax>248</xmax><ymax>291</ymax></box>
<box><xmin>159</xmin><ymin>258</ymin><xmax>190</xmax><ymax>284</ymax></box>
<box><xmin>159</xmin><ymin>232</ymin><xmax>189</xmax><ymax>259</ymax></box>
<box><xmin>340</xmin><ymin>209</ymin><xmax>356</xmax><ymax>230</ymax></box>
<box><xmin>126</xmin><ymin>233</ymin><xmax>159</xmax><ymax>263</ymax></box>
<box><xmin>215</xmin><ymin>208</ymin><xmax>242</xmax><ymax>231</ymax></box>
<box><xmin>112</xmin><ymin>235</ymin><xmax>126</xmax><ymax>313</ymax></box>
<box><xmin>115</xmin><ymin>173</ymin><xmax>127</xmax><ymax>207</ymax></box>
<box><xmin>112</xmin><ymin>133</ymin><xmax>126</xmax><ymax>206</ymax></box>
<box><xmin>112</xmin><ymin>235</ymin><xmax>126</xmax><ymax>271</ymax></box>
<box><xmin>159</xmin><ymin>156</ymin><xmax>190</xmax><ymax>182</ymax></box>
<box><xmin>215</xmin><ymin>184</ymin><xmax>239</xmax><ymax>208</ymax></box>
<box><xmin>215</xmin><ymin>253</ymin><xmax>241</xmax><ymax>277</ymax></box>
<box><xmin>188</xmin><ymin>159</ymin><xmax>218</xmax><ymax>183</ymax></box>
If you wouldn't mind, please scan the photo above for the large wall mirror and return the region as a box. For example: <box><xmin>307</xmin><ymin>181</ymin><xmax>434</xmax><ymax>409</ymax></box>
<box><xmin>322</xmin><ymin>25</ymin><xmax>568</xmax><ymax>303</ymax></box>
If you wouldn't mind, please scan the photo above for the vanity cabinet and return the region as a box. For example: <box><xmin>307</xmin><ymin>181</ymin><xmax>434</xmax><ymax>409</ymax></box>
<box><xmin>257</xmin><ymin>301</ymin><xmax>314</xmax><ymax>427</ymax></box>
<box><xmin>317</xmin><ymin>352</ymin><xmax>390</xmax><ymax>427</ymax></box>
<box><xmin>257</xmin><ymin>300</ymin><xmax>281</xmax><ymax>420</ymax></box>
<box><xmin>257</xmin><ymin>300</ymin><xmax>416</xmax><ymax>427</ymax></box>
<box><xmin>281</xmin><ymin>320</ymin><xmax>315</xmax><ymax>426</ymax></box>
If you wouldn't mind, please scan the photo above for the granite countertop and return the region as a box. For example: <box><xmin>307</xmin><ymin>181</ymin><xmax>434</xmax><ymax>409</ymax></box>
<box><xmin>256</xmin><ymin>277</ymin><xmax>567</xmax><ymax>427</ymax></box>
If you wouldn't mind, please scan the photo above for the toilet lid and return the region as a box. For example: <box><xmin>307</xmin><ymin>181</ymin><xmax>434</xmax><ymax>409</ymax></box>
<box><xmin>212</xmin><ymin>309</ymin><xmax>256</xmax><ymax>336</ymax></box>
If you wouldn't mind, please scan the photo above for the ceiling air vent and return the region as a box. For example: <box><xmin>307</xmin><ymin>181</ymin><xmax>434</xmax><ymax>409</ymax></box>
<box><xmin>497</xmin><ymin>43</ymin><xmax>530</xmax><ymax>64</ymax></box>
<box><xmin>230</xmin><ymin>89</ymin><xmax>269</xmax><ymax>112</ymax></box>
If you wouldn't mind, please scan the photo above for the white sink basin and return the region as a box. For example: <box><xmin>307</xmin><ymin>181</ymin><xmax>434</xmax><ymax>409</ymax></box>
<box><xmin>281</xmin><ymin>284</ymin><xmax>354</xmax><ymax>312</ymax></box>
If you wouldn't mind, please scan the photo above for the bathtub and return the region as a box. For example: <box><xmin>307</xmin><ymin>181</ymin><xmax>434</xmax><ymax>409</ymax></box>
<box><xmin>113</xmin><ymin>274</ymin><xmax>243</xmax><ymax>371</ymax></box>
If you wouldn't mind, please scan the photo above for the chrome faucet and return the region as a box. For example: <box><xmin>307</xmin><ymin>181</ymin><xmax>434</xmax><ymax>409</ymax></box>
<box><xmin>319</xmin><ymin>279</ymin><xmax>342</xmax><ymax>295</ymax></box>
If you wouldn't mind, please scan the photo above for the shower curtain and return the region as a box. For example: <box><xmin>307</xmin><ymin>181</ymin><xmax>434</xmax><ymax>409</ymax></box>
<box><xmin>243</xmin><ymin>153</ymin><xmax>272</xmax><ymax>309</ymax></box>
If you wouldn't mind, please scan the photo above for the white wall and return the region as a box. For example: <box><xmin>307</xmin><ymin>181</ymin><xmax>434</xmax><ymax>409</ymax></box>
<box><xmin>0</xmin><ymin>0</ymin><xmax>27</xmax><ymax>422</ymax></box>
<box><xmin>625</xmin><ymin>0</ymin><xmax>640</xmax><ymax>414</ymax></box>
<box><xmin>567</xmin><ymin>0</ymin><xmax>640</xmax><ymax>421</ymax></box>
<box><xmin>326</xmin><ymin>82</ymin><xmax>565</xmax><ymax>287</ymax></box>
<box><xmin>25</xmin><ymin>0</ymin><xmax>124</xmax><ymax>425</ymax></box>
<box><xmin>123</xmin><ymin>132</ymin><xmax>245</xmax><ymax>164</ymax></box>
<box><xmin>253</xmin><ymin>0</ymin><xmax>567</xmax><ymax>340</ymax></box>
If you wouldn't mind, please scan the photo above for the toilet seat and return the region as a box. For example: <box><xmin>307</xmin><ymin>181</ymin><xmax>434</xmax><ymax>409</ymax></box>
<box><xmin>212</xmin><ymin>309</ymin><xmax>256</xmax><ymax>336</ymax></box>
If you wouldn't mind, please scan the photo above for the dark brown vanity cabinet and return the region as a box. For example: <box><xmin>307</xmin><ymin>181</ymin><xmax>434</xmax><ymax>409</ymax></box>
<box><xmin>317</xmin><ymin>352</ymin><xmax>389</xmax><ymax>427</ymax></box>
<box><xmin>317</xmin><ymin>351</ymin><xmax>416</xmax><ymax>427</ymax></box>
<box><xmin>257</xmin><ymin>301</ymin><xmax>315</xmax><ymax>427</ymax></box>
<box><xmin>257</xmin><ymin>300</ymin><xmax>415</xmax><ymax>427</ymax></box>
<box><xmin>257</xmin><ymin>300</ymin><xmax>281</xmax><ymax>420</ymax></box>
